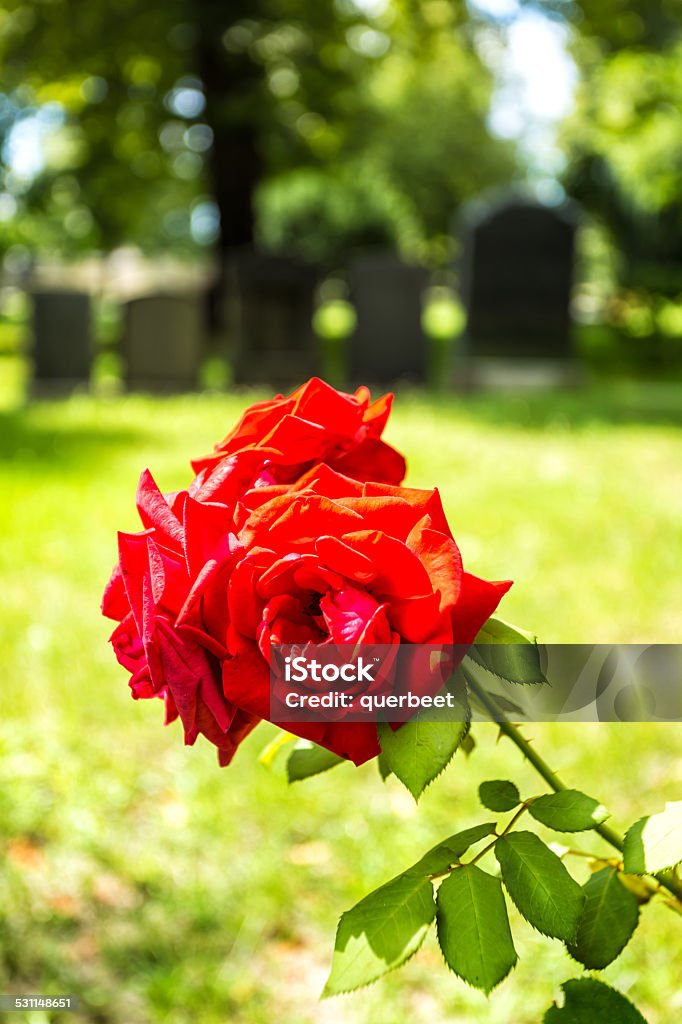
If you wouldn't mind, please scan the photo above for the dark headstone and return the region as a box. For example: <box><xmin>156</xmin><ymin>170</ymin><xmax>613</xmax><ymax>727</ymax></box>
<box><xmin>123</xmin><ymin>294</ymin><xmax>204</xmax><ymax>391</ymax></box>
<box><xmin>31</xmin><ymin>290</ymin><xmax>92</xmax><ymax>391</ymax></box>
<box><xmin>461</xmin><ymin>198</ymin><xmax>576</xmax><ymax>361</ymax></box>
<box><xmin>223</xmin><ymin>248</ymin><xmax>319</xmax><ymax>385</ymax></box>
<box><xmin>348</xmin><ymin>251</ymin><xmax>429</xmax><ymax>385</ymax></box>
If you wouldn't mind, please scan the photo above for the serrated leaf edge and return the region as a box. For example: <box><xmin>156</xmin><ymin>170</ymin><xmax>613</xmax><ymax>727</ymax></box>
<box><xmin>322</xmin><ymin>878</ymin><xmax>436</xmax><ymax>997</ymax></box>
<box><xmin>495</xmin><ymin>834</ymin><xmax>585</xmax><ymax>942</ymax></box>
<box><xmin>565</xmin><ymin>868</ymin><xmax>640</xmax><ymax>970</ymax></box>
<box><xmin>465</xmin><ymin>650</ymin><xmax>547</xmax><ymax>687</ymax></box>
<box><xmin>435</xmin><ymin>869</ymin><xmax>518</xmax><ymax>994</ymax></box>
<box><xmin>379</xmin><ymin>718</ymin><xmax>469</xmax><ymax>801</ymax></box>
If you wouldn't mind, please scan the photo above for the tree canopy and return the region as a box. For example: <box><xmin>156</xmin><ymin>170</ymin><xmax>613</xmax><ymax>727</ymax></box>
<box><xmin>0</xmin><ymin>0</ymin><xmax>517</xmax><ymax>265</ymax></box>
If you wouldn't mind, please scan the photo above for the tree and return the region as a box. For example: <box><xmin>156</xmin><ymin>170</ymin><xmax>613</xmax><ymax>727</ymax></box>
<box><xmin>0</xmin><ymin>0</ymin><xmax>516</xmax><ymax>265</ymax></box>
<box><xmin>522</xmin><ymin>0</ymin><xmax>682</xmax><ymax>358</ymax></box>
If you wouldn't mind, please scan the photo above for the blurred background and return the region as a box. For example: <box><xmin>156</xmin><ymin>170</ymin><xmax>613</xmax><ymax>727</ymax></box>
<box><xmin>1</xmin><ymin>1</ymin><xmax>682</xmax><ymax>1022</ymax></box>
<box><xmin>0</xmin><ymin>0</ymin><xmax>682</xmax><ymax>390</ymax></box>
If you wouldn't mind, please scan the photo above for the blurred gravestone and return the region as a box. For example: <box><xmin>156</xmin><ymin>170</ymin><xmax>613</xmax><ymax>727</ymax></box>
<box><xmin>348</xmin><ymin>251</ymin><xmax>429</xmax><ymax>385</ymax></box>
<box><xmin>459</xmin><ymin>198</ymin><xmax>577</xmax><ymax>387</ymax></box>
<box><xmin>223</xmin><ymin>248</ymin><xmax>319</xmax><ymax>385</ymax></box>
<box><xmin>31</xmin><ymin>290</ymin><xmax>92</xmax><ymax>393</ymax></box>
<box><xmin>123</xmin><ymin>294</ymin><xmax>204</xmax><ymax>391</ymax></box>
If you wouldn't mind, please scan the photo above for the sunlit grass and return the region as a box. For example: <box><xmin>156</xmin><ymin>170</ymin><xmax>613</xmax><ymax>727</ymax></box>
<box><xmin>1</xmin><ymin>379</ymin><xmax>681</xmax><ymax>1023</ymax></box>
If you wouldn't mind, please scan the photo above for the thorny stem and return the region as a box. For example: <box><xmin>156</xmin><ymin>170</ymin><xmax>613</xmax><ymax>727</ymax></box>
<box><xmin>462</xmin><ymin>667</ymin><xmax>682</xmax><ymax>906</ymax></box>
<box><xmin>428</xmin><ymin>802</ymin><xmax>531</xmax><ymax>880</ymax></box>
<box><xmin>469</xmin><ymin>802</ymin><xmax>530</xmax><ymax>866</ymax></box>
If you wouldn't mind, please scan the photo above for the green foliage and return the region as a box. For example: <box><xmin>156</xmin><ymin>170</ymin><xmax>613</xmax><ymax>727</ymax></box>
<box><xmin>558</xmin><ymin>0</ymin><xmax>682</xmax><ymax>317</ymax></box>
<box><xmin>623</xmin><ymin>802</ymin><xmax>682</xmax><ymax>875</ymax></box>
<box><xmin>257</xmin><ymin>166</ymin><xmax>423</xmax><ymax>265</ymax></box>
<box><xmin>543</xmin><ymin>978</ymin><xmax>648</xmax><ymax>1024</ymax></box>
<box><xmin>324</xmin><ymin>821</ymin><xmax>501</xmax><ymax>995</ymax></box>
<box><xmin>421</xmin><ymin>288</ymin><xmax>466</xmax><ymax>342</ymax></box>
<box><xmin>495</xmin><ymin>832</ymin><xmax>585</xmax><ymax>941</ymax></box>
<box><xmin>410</xmin><ymin>823</ymin><xmax>496</xmax><ymax>876</ymax></box>
<box><xmin>468</xmin><ymin>617</ymin><xmax>546</xmax><ymax>685</ymax></box>
<box><xmin>529</xmin><ymin>790</ymin><xmax>610</xmax><ymax>833</ymax></box>
<box><xmin>436</xmin><ymin>864</ymin><xmax>517</xmax><ymax>994</ymax></box>
<box><xmin>566</xmin><ymin>867</ymin><xmax>640</xmax><ymax>970</ymax></box>
<box><xmin>324</xmin><ymin>872</ymin><xmax>436</xmax><ymax>996</ymax></box>
<box><xmin>376</xmin><ymin>749</ymin><xmax>393</xmax><ymax>781</ymax></box>
<box><xmin>0</xmin><ymin>0</ymin><xmax>516</xmax><ymax>260</ymax></box>
<box><xmin>474</xmin><ymin>616</ymin><xmax>539</xmax><ymax>647</ymax></box>
<box><xmin>286</xmin><ymin>741</ymin><xmax>344</xmax><ymax>783</ymax></box>
<box><xmin>478</xmin><ymin>780</ymin><xmax>521</xmax><ymax>813</ymax></box>
<box><xmin>312</xmin><ymin>299</ymin><xmax>356</xmax><ymax>342</ymax></box>
<box><xmin>1</xmin><ymin>387</ymin><xmax>682</xmax><ymax>1022</ymax></box>
<box><xmin>377</xmin><ymin>714</ymin><xmax>468</xmax><ymax>801</ymax></box>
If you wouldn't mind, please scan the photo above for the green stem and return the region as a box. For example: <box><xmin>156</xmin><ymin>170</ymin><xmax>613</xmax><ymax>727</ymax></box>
<box><xmin>469</xmin><ymin>801</ymin><xmax>530</xmax><ymax>866</ymax></box>
<box><xmin>463</xmin><ymin>667</ymin><xmax>682</xmax><ymax>905</ymax></box>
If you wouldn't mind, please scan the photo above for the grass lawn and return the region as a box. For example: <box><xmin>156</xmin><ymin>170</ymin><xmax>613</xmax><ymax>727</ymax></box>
<box><xmin>1</xmin><ymin>368</ymin><xmax>681</xmax><ymax>1023</ymax></box>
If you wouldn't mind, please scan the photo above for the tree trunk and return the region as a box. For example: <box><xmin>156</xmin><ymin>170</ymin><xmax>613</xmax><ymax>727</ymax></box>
<box><xmin>193</xmin><ymin>0</ymin><xmax>266</xmax><ymax>329</ymax></box>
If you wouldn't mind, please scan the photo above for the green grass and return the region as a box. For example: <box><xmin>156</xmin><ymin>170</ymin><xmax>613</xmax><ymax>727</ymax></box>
<box><xmin>1</xmin><ymin>373</ymin><xmax>681</xmax><ymax>1024</ymax></box>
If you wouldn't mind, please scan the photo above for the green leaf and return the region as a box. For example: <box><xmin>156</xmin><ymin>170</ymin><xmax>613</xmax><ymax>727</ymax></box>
<box><xmin>529</xmin><ymin>790</ymin><xmax>610</xmax><ymax>833</ymax></box>
<box><xmin>623</xmin><ymin>802</ymin><xmax>682</xmax><ymax>875</ymax></box>
<box><xmin>479</xmin><ymin>780</ymin><xmax>521</xmax><ymax>812</ymax></box>
<box><xmin>410</xmin><ymin>823</ymin><xmax>497</xmax><ymax>876</ymax></box>
<box><xmin>469</xmin><ymin>616</ymin><xmax>546</xmax><ymax>685</ymax></box>
<box><xmin>460</xmin><ymin>731</ymin><xmax>476</xmax><ymax>757</ymax></box>
<box><xmin>495</xmin><ymin>831</ymin><xmax>585</xmax><ymax>941</ymax></box>
<box><xmin>474</xmin><ymin>615</ymin><xmax>539</xmax><ymax>646</ymax></box>
<box><xmin>544</xmin><ymin>978</ymin><xmax>648</xmax><ymax>1023</ymax></box>
<box><xmin>567</xmin><ymin>867</ymin><xmax>640</xmax><ymax>969</ymax></box>
<box><xmin>323</xmin><ymin>873</ymin><xmax>436</xmax><ymax>995</ymax></box>
<box><xmin>377</xmin><ymin>750</ymin><xmax>392</xmax><ymax>781</ymax></box>
<box><xmin>436</xmin><ymin>863</ymin><xmax>517</xmax><ymax>994</ymax></box>
<box><xmin>378</xmin><ymin>714</ymin><xmax>468</xmax><ymax>800</ymax></box>
<box><xmin>286</xmin><ymin>741</ymin><xmax>344</xmax><ymax>782</ymax></box>
<box><xmin>258</xmin><ymin>730</ymin><xmax>296</xmax><ymax>775</ymax></box>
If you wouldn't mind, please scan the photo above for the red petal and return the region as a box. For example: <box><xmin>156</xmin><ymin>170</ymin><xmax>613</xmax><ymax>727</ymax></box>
<box><xmin>291</xmin><ymin>463</ymin><xmax>364</xmax><ymax>498</ymax></box>
<box><xmin>101</xmin><ymin>563</ymin><xmax>129</xmax><ymax>621</ymax></box>
<box><xmin>453</xmin><ymin>574</ymin><xmax>513</xmax><ymax>644</ymax></box>
<box><xmin>406</xmin><ymin>519</ymin><xmax>463</xmax><ymax>612</ymax></box>
<box><xmin>240</xmin><ymin>494</ymin><xmax>364</xmax><ymax>552</ymax></box>
<box><xmin>182</xmin><ymin>494</ymin><xmax>237</xmax><ymax>578</ymax></box>
<box><xmin>136</xmin><ymin>469</ymin><xmax>184</xmax><ymax>548</ymax></box>
<box><xmin>363</xmin><ymin>392</ymin><xmax>394</xmax><ymax>437</ymax></box>
<box><xmin>315</xmin><ymin>534</ymin><xmax>377</xmax><ymax>584</ymax></box>
<box><xmin>291</xmin><ymin>377</ymin><xmax>365</xmax><ymax>439</ymax></box>
<box><xmin>340</xmin><ymin>529</ymin><xmax>434</xmax><ymax>599</ymax></box>
<box><xmin>331</xmin><ymin>437</ymin><xmax>406</xmax><ymax>485</ymax></box>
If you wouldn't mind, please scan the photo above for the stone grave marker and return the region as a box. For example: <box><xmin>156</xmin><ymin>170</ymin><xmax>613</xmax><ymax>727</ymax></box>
<box><xmin>459</xmin><ymin>197</ymin><xmax>577</xmax><ymax>386</ymax></box>
<box><xmin>123</xmin><ymin>293</ymin><xmax>205</xmax><ymax>391</ymax></box>
<box><xmin>347</xmin><ymin>250</ymin><xmax>429</xmax><ymax>385</ymax></box>
<box><xmin>31</xmin><ymin>289</ymin><xmax>92</xmax><ymax>392</ymax></box>
<box><xmin>223</xmin><ymin>249</ymin><xmax>319</xmax><ymax>385</ymax></box>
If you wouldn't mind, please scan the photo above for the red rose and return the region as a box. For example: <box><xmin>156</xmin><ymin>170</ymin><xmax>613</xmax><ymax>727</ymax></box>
<box><xmin>102</xmin><ymin>382</ymin><xmax>511</xmax><ymax>769</ymax></box>
<box><xmin>102</xmin><ymin>470</ymin><xmax>259</xmax><ymax>766</ymax></box>
<box><xmin>204</xmin><ymin>464</ymin><xmax>512</xmax><ymax>765</ymax></box>
<box><xmin>189</xmin><ymin>377</ymin><xmax>406</xmax><ymax>505</ymax></box>
<box><xmin>102</xmin><ymin>378</ymin><xmax>405</xmax><ymax>765</ymax></box>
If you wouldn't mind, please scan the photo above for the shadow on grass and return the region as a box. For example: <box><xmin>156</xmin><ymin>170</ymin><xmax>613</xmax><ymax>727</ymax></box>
<box><xmin>0</xmin><ymin>407</ymin><xmax>146</xmax><ymax>469</ymax></box>
<box><xmin>401</xmin><ymin>382</ymin><xmax>682</xmax><ymax>431</ymax></box>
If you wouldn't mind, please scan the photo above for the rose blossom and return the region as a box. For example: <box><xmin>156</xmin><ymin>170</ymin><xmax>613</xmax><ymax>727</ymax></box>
<box><xmin>102</xmin><ymin>472</ymin><xmax>259</xmax><ymax>766</ymax></box>
<box><xmin>102</xmin><ymin>382</ymin><xmax>511</xmax><ymax>767</ymax></box>
<box><xmin>102</xmin><ymin>378</ymin><xmax>405</xmax><ymax>765</ymax></box>
<box><xmin>189</xmin><ymin>465</ymin><xmax>512</xmax><ymax>765</ymax></box>
<box><xmin>189</xmin><ymin>376</ymin><xmax>406</xmax><ymax>504</ymax></box>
